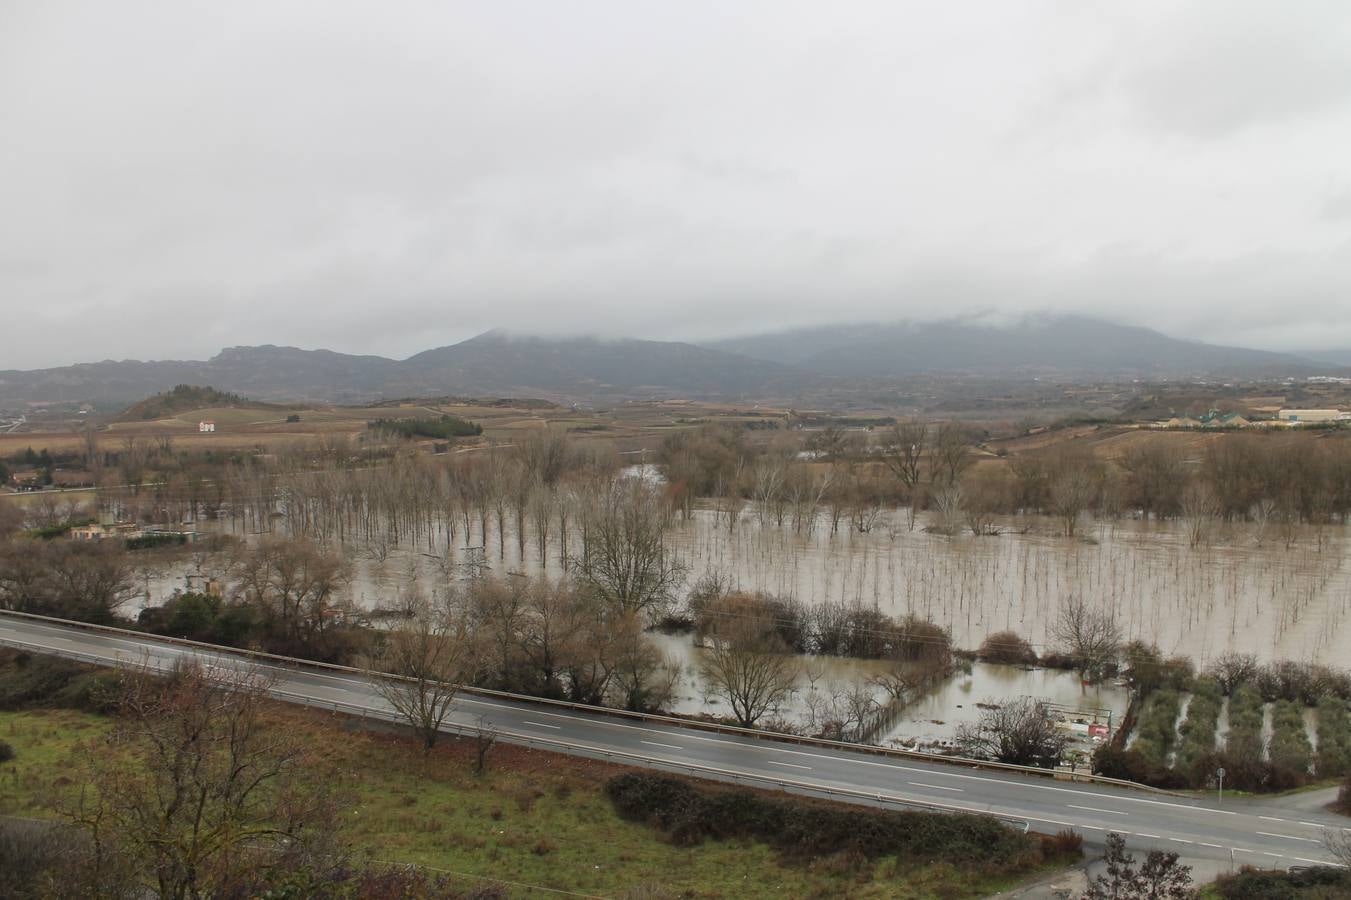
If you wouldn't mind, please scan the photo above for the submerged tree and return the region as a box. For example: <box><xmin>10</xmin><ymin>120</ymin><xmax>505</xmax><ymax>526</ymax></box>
<box><xmin>954</xmin><ymin>696</ymin><xmax>1068</xmax><ymax>767</ymax></box>
<box><xmin>1051</xmin><ymin>595</ymin><xmax>1122</xmax><ymax>683</ymax></box>
<box><xmin>574</xmin><ymin>478</ymin><xmax>686</xmax><ymax>615</ymax></box>
<box><xmin>699</xmin><ymin>601</ymin><xmax>799</xmax><ymax>729</ymax></box>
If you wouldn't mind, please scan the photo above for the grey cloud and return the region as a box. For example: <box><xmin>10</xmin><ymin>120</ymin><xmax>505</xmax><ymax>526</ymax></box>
<box><xmin>2</xmin><ymin>1</ymin><xmax>1350</xmax><ymax>368</ymax></box>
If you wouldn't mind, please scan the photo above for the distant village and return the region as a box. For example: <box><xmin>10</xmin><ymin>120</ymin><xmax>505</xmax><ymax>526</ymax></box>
<box><xmin>1153</xmin><ymin>407</ymin><xmax>1351</xmax><ymax>429</ymax></box>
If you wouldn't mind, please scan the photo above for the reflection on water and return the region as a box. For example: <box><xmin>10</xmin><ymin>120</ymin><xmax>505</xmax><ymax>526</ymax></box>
<box><xmin>890</xmin><ymin>663</ymin><xmax>1129</xmax><ymax>749</ymax></box>
<box><xmin>139</xmin><ymin>501</ymin><xmax>1351</xmax><ymax>674</ymax></box>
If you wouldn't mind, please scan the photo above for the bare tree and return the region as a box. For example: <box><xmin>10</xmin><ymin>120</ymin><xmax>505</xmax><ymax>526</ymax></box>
<box><xmin>880</xmin><ymin>421</ymin><xmax>928</xmax><ymax>501</ymax></box>
<box><xmin>1321</xmin><ymin>825</ymin><xmax>1351</xmax><ymax>868</ymax></box>
<box><xmin>472</xmin><ymin>714</ymin><xmax>499</xmax><ymax>776</ymax></box>
<box><xmin>574</xmin><ymin>478</ymin><xmax>686</xmax><ymax>615</ymax></box>
<box><xmin>1083</xmin><ymin>833</ymin><xmax>1193</xmax><ymax>900</ymax></box>
<box><xmin>698</xmin><ymin>608</ymin><xmax>798</xmax><ymax>729</ymax></box>
<box><xmin>68</xmin><ymin>660</ymin><xmax>334</xmax><ymax>900</ymax></box>
<box><xmin>954</xmin><ymin>696</ymin><xmax>1068</xmax><ymax>767</ymax></box>
<box><xmin>1049</xmin><ymin>459</ymin><xmax>1099</xmax><ymax>538</ymax></box>
<box><xmin>1181</xmin><ymin>482</ymin><xmax>1220</xmax><ymax>548</ymax></box>
<box><xmin>930</xmin><ymin>422</ymin><xmax>972</xmax><ymax>488</ymax></box>
<box><xmin>1050</xmin><ymin>595</ymin><xmax>1122</xmax><ymax>683</ymax></box>
<box><xmin>369</xmin><ymin>590</ymin><xmax>471</xmax><ymax>752</ymax></box>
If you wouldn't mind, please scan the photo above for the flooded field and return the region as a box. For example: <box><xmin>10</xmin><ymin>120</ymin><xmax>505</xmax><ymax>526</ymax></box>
<box><xmin>140</xmin><ymin>496</ymin><xmax>1351</xmax><ymax>672</ymax></box>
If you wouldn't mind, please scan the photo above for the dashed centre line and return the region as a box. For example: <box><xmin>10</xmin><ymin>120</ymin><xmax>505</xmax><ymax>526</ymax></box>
<box><xmin>768</xmin><ymin>761</ymin><xmax>812</xmax><ymax>770</ymax></box>
<box><xmin>909</xmin><ymin>782</ymin><xmax>963</xmax><ymax>792</ymax></box>
<box><xmin>1067</xmin><ymin>804</ymin><xmax>1127</xmax><ymax>815</ymax></box>
<box><xmin>1256</xmin><ymin>831</ymin><xmax>1320</xmax><ymax>843</ymax></box>
<box><xmin>523</xmin><ymin>721</ymin><xmax>560</xmax><ymax>729</ymax></box>
<box><xmin>640</xmin><ymin>740</ymin><xmax>683</xmax><ymax>751</ymax></box>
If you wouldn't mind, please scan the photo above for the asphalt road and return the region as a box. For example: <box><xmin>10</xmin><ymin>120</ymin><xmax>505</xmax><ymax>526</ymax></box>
<box><xmin>2</xmin><ymin>613</ymin><xmax>1347</xmax><ymax>870</ymax></box>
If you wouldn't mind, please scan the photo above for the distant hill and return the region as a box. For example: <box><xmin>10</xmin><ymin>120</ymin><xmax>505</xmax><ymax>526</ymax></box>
<box><xmin>0</xmin><ymin>317</ymin><xmax>1332</xmax><ymax>409</ymax></box>
<box><xmin>0</xmin><ymin>334</ymin><xmax>815</xmax><ymax>407</ymax></box>
<box><xmin>1301</xmin><ymin>349</ymin><xmax>1351</xmax><ymax>367</ymax></box>
<box><xmin>114</xmin><ymin>385</ymin><xmax>285</xmax><ymax>422</ymax></box>
<box><xmin>393</xmin><ymin>331</ymin><xmax>812</xmax><ymax>399</ymax></box>
<box><xmin>707</xmin><ymin>315</ymin><xmax>1325</xmax><ymax>379</ymax></box>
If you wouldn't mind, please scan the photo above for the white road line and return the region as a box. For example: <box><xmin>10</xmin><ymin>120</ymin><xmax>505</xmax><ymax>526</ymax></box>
<box><xmin>523</xmin><ymin>721</ymin><xmax>561</xmax><ymax>729</ymax></box>
<box><xmin>1294</xmin><ymin>857</ymin><xmax>1348</xmax><ymax>867</ymax></box>
<box><xmin>768</xmin><ymin>761</ymin><xmax>812</xmax><ymax>770</ymax></box>
<box><xmin>640</xmin><ymin>740</ymin><xmax>683</xmax><ymax>751</ymax></box>
<box><xmin>1067</xmin><ymin>804</ymin><xmax>1126</xmax><ymax>815</ymax></box>
<box><xmin>909</xmin><ymin>782</ymin><xmax>963</xmax><ymax>792</ymax></box>
<box><xmin>1256</xmin><ymin>831</ymin><xmax>1320</xmax><ymax>843</ymax></box>
<box><xmin>1200</xmin><ymin>842</ymin><xmax>1223</xmax><ymax>849</ymax></box>
<box><xmin>1171</xmin><ymin>838</ymin><xmax>1192</xmax><ymax>844</ymax></box>
<box><xmin>1258</xmin><ymin>815</ymin><xmax>1288</xmax><ymax>822</ymax></box>
<box><xmin>1133</xmin><ymin>833</ymin><xmax>1161</xmax><ymax>839</ymax></box>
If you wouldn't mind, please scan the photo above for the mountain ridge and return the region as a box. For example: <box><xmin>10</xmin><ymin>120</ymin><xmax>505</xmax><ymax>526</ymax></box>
<box><xmin>0</xmin><ymin>317</ymin><xmax>1335</xmax><ymax>408</ymax></box>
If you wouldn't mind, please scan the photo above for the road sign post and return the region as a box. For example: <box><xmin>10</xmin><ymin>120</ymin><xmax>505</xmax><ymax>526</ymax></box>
<box><xmin>1216</xmin><ymin>766</ymin><xmax>1225</xmax><ymax>805</ymax></box>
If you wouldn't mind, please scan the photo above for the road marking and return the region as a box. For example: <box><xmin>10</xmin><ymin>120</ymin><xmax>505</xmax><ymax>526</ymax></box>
<box><xmin>1133</xmin><ymin>833</ymin><xmax>1161</xmax><ymax>839</ymax></box>
<box><xmin>1256</xmin><ymin>831</ymin><xmax>1320</xmax><ymax>843</ymax></box>
<box><xmin>523</xmin><ymin>721</ymin><xmax>561</xmax><ymax>729</ymax></box>
<box><xmin>1067</xmin><ymin>804</ymin><xmax>1126</xmax><ymax>815</ymax></box>
<box><xmin>1200</xmin><ymin>842</ymin><xmax>1223</xmax><ymax>849</ymax></box>
<box><xmin>640</xmin><ymin>740</ymin><xmax>683</xmax><ymax>751</ymax></box>
<box><xmin>1259</xmin><ymin>815</ymin><xmax>1287</xmax><ymax>822</ymax></box>
<box><xmin>1300</xmin><ymin>821</ymin><xmax>1335</xmax><ymax>828</ymax></box>
<box><xmin>909</xmin><ymin>782</ymin><xmax>963</xmax><ymax>792</ymax></box>
<box><xmin>1294</xmin><ymin>857</ymin><xmax>1348</xmax><ymax>867</ymax></box>
<box><xmin>768</xmin><ymin>761</ymin><xmax>812</xmax><ymax>770</ymax></box>
<box><xmin>1171</xmin><ymin>838</ymin><xmax>1192</xmax><ymax>844</ymax></box>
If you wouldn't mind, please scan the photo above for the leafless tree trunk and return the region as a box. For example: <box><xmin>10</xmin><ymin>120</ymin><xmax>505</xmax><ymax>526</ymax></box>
<box><xmin>368</xmin><ymin>590</ymin><xmax>471</xmax><ymax>751</ymax></box>
<box><xmin>67</xmin><ymin>660</ymin><xmax>335</xmax><ymax>900</ymax></box>
<box><xmin>1050</xmin><ymin>595</ymin><xmax>1122</xmax><ymax>683</ymax></box>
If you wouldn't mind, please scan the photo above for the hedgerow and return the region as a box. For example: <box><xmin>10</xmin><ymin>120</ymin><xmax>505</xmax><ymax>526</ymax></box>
<box><xmin>1174</xmin><ymin>677</ymin><xmax>1222</xmax><ymax>773</ymax></box>
<box><xmin>603</xmin><ymin>772</ymin><xmax>1044</xmax><ymax>873</ymax></box>
<box><xmin>1128</xmin><ymin>689</ymin><xmax>1181</xmax><ymax>767</ymax></box>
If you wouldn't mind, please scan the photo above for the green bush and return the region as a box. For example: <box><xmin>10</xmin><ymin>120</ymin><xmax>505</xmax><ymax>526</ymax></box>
<box><xmin>604</xmin><ymin>773</ymin><xmax>1037</xmax><ymax>872</ymax></box>
<box><xmin>1128</xmin><ymin>689</ymin><xmax>1181</xmax><ymax>767</ymax></box>
<box><xmin>1267</xmin><ymin>700</ymin><xmax>1313</xmax><ymax>785</ymax></box>
<box><xmin>1316</xmin><ymin>695</ymin><xmax>1351</xmax><ymax>778</ymax></box>
<box><xmin>0</xmin><ymin>739</ymin><xmax>13</xmax><ymax>762</ymax></box>
<box><xmin>1175</xmin><ymin>678</ymin><xmax>1222</xmax><ymax>773</ymax></box>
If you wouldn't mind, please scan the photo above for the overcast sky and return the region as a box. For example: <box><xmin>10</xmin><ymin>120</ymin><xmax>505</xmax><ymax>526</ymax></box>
<box><xmin>3</xmin><ymin>1</ymin><xmax>1351</xmax><ymax>368</ymax></box>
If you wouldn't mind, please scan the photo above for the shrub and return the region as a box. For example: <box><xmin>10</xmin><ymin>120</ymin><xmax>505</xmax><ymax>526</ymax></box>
<box><xmin>1092</xmin><ymin>746</ymin><xmax>1187</xmax><ymax>789</ymax></box>
<box><xmin>1175</xmin><ymin>678</ymin><xmax>1222</xmax><ymax>773</ymax></box>
<box><xmin>978</xmin><ymin>631</ymin><xmax>1038</xmax><ymax>666</ymax></box>
<box><xmin>1316</xmin><ymin>695</ymin><xmax>1351</xmax><ymax>778</ymax></box>
<box><xmin>1128</xmin><ymin>689</ymin><xmax>1182</xmax><ymax>767</ymax></box>
<box><xmin>604</xmin><ymin>772</ymin><xmax>1037</xmax><ymax>871</ymax></box>
<box><xmin>0</xmin><ymin>739</ymin><xmax>13</xmax><ymax>762</ymax></box>
<box><xmin>1213</xmin><ymin>864</ymin><xmax>1351</xmax><ymax>899</ymax></box>
<box><xmin>0</xmin><ymin>652</ymin><xmax>119</xmax><ymax>713</ymax></box>
<box><xmin>1039</xmin><ymin>829</ymin><xmax>1083</xmax><ymax>861</ymax></box>
<box><xmin>1267</xmin><ymin>700</ymin><xmax>1313</xmax><ymax>788</ymax></box>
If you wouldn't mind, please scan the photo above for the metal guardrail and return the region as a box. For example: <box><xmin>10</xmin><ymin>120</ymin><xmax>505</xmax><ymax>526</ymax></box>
<box><xmin>0</xmin><ymin>608</ymin><xmax>1177</xmax><ymax>795</ymax></box>
<box><xmin>0</xmin><ymin>634</ymin><xmax>1031</xmax><ymax>834</ymax></box>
